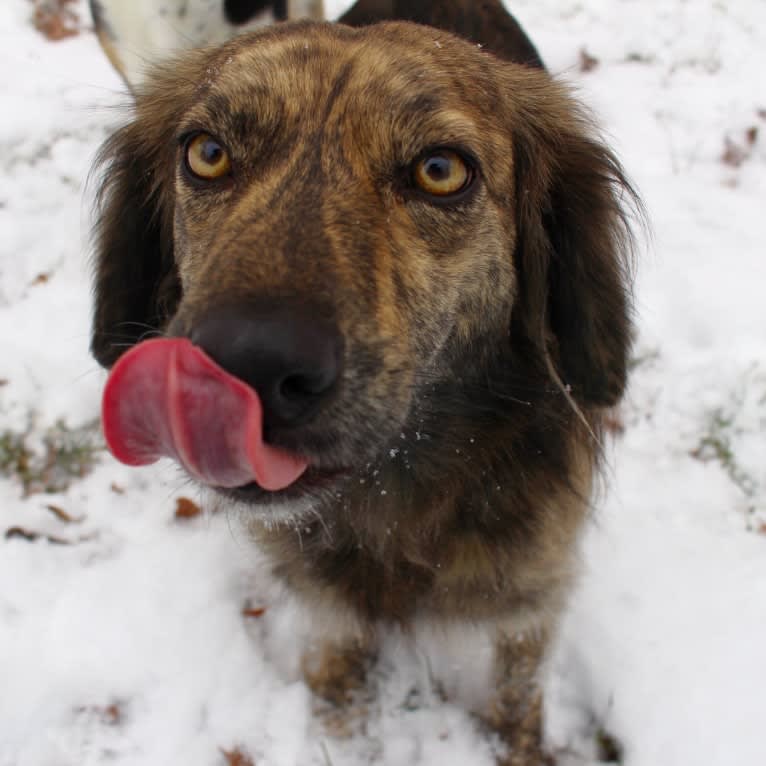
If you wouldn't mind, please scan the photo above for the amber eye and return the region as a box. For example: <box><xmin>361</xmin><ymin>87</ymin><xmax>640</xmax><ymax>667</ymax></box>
<box><xmin>184</xmin><ymin>133</ymin><xmax>231</xmax><ymax>181</ymax></box>
<box><xmin>412</xmin><ymin>149</ymin><xmax>473</xmax><ymax>198</ymax></box>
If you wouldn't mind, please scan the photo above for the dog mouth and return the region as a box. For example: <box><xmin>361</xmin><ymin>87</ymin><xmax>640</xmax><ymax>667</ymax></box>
<box><xmin>101</xmin><ymin>338</ymin><xmax>311</xmax><ymax>492</ymax></box>
<box><xmin>220</xmin><ymin>463</ymin><xmax>352</xmax><ymax>503</ymax></box>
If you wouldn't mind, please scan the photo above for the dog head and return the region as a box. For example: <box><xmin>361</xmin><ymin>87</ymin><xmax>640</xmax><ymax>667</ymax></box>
<box><xmin>92</xmin><ymin>21</ymin><xmax>637</xmax><ymax>509</ymax></box>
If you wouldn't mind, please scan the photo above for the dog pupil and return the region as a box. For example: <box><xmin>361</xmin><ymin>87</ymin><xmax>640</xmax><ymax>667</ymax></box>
<box><xmin>426</xmin><ymin>156</ymin><xmax>450</xmax><ymax>181</ymax></box>
<box><xmin>203</xmin><ymin>141</ymin><xmax>222</xmax><ymax>164</ymax></box>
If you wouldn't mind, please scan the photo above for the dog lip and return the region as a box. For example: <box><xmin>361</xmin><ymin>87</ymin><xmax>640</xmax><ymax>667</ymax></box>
<box><xmin>220</xmin><ymin>464</ymin><xmax>351</xmax><ymax>501</ymax></box>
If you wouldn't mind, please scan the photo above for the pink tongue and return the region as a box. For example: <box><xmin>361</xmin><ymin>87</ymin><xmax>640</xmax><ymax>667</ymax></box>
<box><xmin>102</xmin><ymin>338</ymin><xmax>309</xmax><ymax>491</ymax></box>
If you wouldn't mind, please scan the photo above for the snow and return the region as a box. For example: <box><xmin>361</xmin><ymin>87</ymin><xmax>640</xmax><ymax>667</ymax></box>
<box><xmin>1</xmin><ymin>1</ymin><xmax>765</xmax><ymax>764</ymax></box>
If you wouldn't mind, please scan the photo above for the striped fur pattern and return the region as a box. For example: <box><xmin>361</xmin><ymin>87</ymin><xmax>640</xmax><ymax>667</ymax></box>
<box><xmin>90</xmin><ymin>18</ymin><xmax>638</xmax><ymax>763</ymax></box>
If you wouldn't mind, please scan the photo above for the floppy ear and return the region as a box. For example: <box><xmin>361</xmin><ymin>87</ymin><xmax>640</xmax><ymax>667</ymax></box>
<box><xmin>90</xmin><ymin>112</ymin><xmax>182</xmax><ymax>369</ymax></box>
<box><xmin>510</xmin><ymin>78</ymin><xmax>639</xmax><ymax>407</ymax></box>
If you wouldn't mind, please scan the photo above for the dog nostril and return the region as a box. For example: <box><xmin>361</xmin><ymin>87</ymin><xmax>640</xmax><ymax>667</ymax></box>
<box><xmin>279</xmin><ymin>373</ymin><xmax>328</xmax><ymax>402</ymax></box>
<box><xmin>272</xmin><ymin>371</ymin><xmax>336</xmax><ymax>425</ymax></box>
<box><xmin>266</xmin><ymin>362</ymin><xmax>339</xmax><ymax>426</ymax></box>
<box><xmin>187</xmin><ymin>304</ymin><xmax>342</xmax><ymax>429</ymax></box>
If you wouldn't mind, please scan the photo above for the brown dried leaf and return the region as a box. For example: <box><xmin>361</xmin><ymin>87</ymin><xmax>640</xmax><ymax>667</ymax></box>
<box><xmin>243</xmin><ymin>606</ymin><xmax>267</xmax><ymax>619</ymax></box>
<box><xmin>30</xmin><ymin>272</ymin><xmax>51</xmax><ymax>286</ymax></box>
<box><xmin>110</xmin><ymin>482</ymin><xmax>125</xmax><ymax>495</ymax></box>
<box><xmin>579</xmin><ymin>47</ymin><xmax>599</xmax><ymax>73</ymax></box>
<box><xmin>221</xmin><ymin>747</ymin><xmax>255</xmax><ymax>766</ymax></box>
<box><xmin>31</xmin><ymin>0</ymin><xmax>80</xmax><ymax>41</ymax></box>
<box><xmin>175</xmin><ymin>496</ymin><xmax>202</xmax><ymax>519</ymax></box>
<box><xmin>721</xmin><ymin>136</ymin><xmax>748</xmax><ymax>168</ymax></box>
<box><xmin>76</xmin><ymin>701</ymin><xmax>126</xmax><ymax>726</ymax></box>
<box><xmin>46</xmin><ymin>503</ymin><xmax>84</xmax><ymax>524</ymax></box>
<box><xmin>101</xmin><ymin>703</ymin><xmax>123</xmax><ymax>726</ymax></box>
<box><xmin>722</xmin><ymin>127</ymin><xmax>759</xmax><ymax>168</ymax></box>
<box><xmin>5</xmin><ymin>526</ymin><xmax>70</xmax><ymax>545</ymax></box>
<box><xmin>596</xmin><ymin>728</ymin><xmax>624</xmax><ymax>763</ymax></box>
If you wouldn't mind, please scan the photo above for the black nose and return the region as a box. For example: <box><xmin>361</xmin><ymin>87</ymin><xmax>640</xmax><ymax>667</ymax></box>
<box><xmin>188</xmin><ymin>305</ymin><xmax>342</xmax><ymax>429</ymax></box>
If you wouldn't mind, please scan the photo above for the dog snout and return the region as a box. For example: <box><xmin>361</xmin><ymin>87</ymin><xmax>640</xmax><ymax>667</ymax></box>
<box><xmin>188</xmin><ymin>305</ymin><xmax>343</xmax><ymax>429</ymax></box>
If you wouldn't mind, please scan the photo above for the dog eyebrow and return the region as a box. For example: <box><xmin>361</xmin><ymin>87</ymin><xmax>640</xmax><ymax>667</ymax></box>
<box><xmin>397</xmin><ymin>93</ymin><xmax>441</xmax><ymax>118</ymax></box>
<box><xmin>176</xmin><ymin>88</ymin><xmax>287</xmax><ymax>145</ymax></box>
<box><xmin>394</xmin><ymin>110</ymin><xmax>484</xmax><ymax>158</ymax></box>
<box><xmin>176</xmin><ymin>61</ymin><xmax>356</xmax><ymax>147</ymax></box>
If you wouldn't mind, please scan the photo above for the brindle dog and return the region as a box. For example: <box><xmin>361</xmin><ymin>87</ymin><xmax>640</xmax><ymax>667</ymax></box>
<box><xmin>91</xmin><ymin>13</ymin><xmax>637</xmax><ymax>765</ymax></box>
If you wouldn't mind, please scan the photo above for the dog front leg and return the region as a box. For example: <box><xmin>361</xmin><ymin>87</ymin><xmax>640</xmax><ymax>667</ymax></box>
<box><xmin>301</xmin><ymin>626</ymin><xmax>378</xmax><ymax>738</ymax></box>
<box><xmin>301</xmin><ymin>632</ymin><xmax>377</xmax><ymax>707</ymax></box>
<box><xmin>484</xmin><ymin>625</ymin><xmax>555</xmax><ymax>766</ymax></box>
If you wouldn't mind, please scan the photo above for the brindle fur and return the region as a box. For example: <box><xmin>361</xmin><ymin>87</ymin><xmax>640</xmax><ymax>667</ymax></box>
<box><xmin>91</xmin><ymin>16</ymin><xmax>637</xmax><ymax>764</ymax></box>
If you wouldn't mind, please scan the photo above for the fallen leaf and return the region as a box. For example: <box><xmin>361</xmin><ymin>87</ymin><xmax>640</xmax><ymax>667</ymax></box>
<box><xmin>175</xmin><ymin>496</ymin><xmax>202</xmax><ymax>519</ymax></box>
<box><xmin>31</xmin><ymin>0</ymin><xmax>80</xmax><ymax>41</ymax></box>
<box><xmin>220</xmin><ymin>747</ymin><xmax>255</xmax><ymax>766</ymax></box>
<box><xmin>722</xmin><ymin>127</ymin><xmax>759</xmax><ymax>167</ymax></box>
<box><xmin>579</xmin><ymin>47</ymin><xmax>599</xmax><ymax>73</ymax></box>
<box><xmin>5</xmin><ymin>526</ymin><xmax>70</xmax><ymax>545</ymax></box>
<box><xmin>102</xmin><ymin>704</ymin><xmax>122</xmax><ymax>725</ymax></box>
<box><xmin>721</xmin><ymin>136</ymin><xmax>748</xmax><ymax>168</ymax></box>
<box><xmin>243</xmin><ymin>606</ymin><xmax>267</xmax><ymax>618</ymax></box>
<box><xmin>45</xmin><ymin>503</ymin><xmax>84</xmax><ymax>524</ymax></box>
<box><xmin>76</xmin><ymin>701</ymin><xmax>126</xmax><ymax>726</ymax></box>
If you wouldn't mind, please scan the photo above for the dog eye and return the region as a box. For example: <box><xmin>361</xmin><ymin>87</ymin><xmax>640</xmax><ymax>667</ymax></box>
<box><xmin>412</xmin><ymin>149</ymin><xmax>474</xmax><ymax>198</ymax></box>
<box><xmin>184</xmin><ymin>133</ymin><xmax>231</xmax><ymax>181</ymax></box>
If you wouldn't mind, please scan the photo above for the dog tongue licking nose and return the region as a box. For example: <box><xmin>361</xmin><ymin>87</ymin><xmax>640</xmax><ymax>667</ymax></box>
<box><xmin>102</xmin><ymin>338</ymin><xmax>309</xmax><ymax>491</ymax></box>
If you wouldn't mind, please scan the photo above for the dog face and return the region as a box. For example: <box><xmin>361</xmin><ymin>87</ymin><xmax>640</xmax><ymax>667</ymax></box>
<box><xmin>92</xmin><ymin>21</ymin><xmax>635</xmax><ymax>512</ymax></box>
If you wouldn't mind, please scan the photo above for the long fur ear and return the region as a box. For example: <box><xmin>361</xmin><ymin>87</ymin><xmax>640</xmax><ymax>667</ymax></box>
<box><xmin>90</xmin><ymin>89</ymin><xmax>188</xmax><ymax>368</ymax></box>
<box><xmin>510</xmin><ymin>76</ymin><xmax>640</xmax><ymax>407</ymax></box>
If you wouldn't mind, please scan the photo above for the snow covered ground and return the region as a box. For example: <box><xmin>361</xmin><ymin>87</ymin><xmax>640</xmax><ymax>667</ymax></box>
<box><xmin>1</xmin><ymin>1</ymin><xmax>765</xmax><ymax>764</ymax></box>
